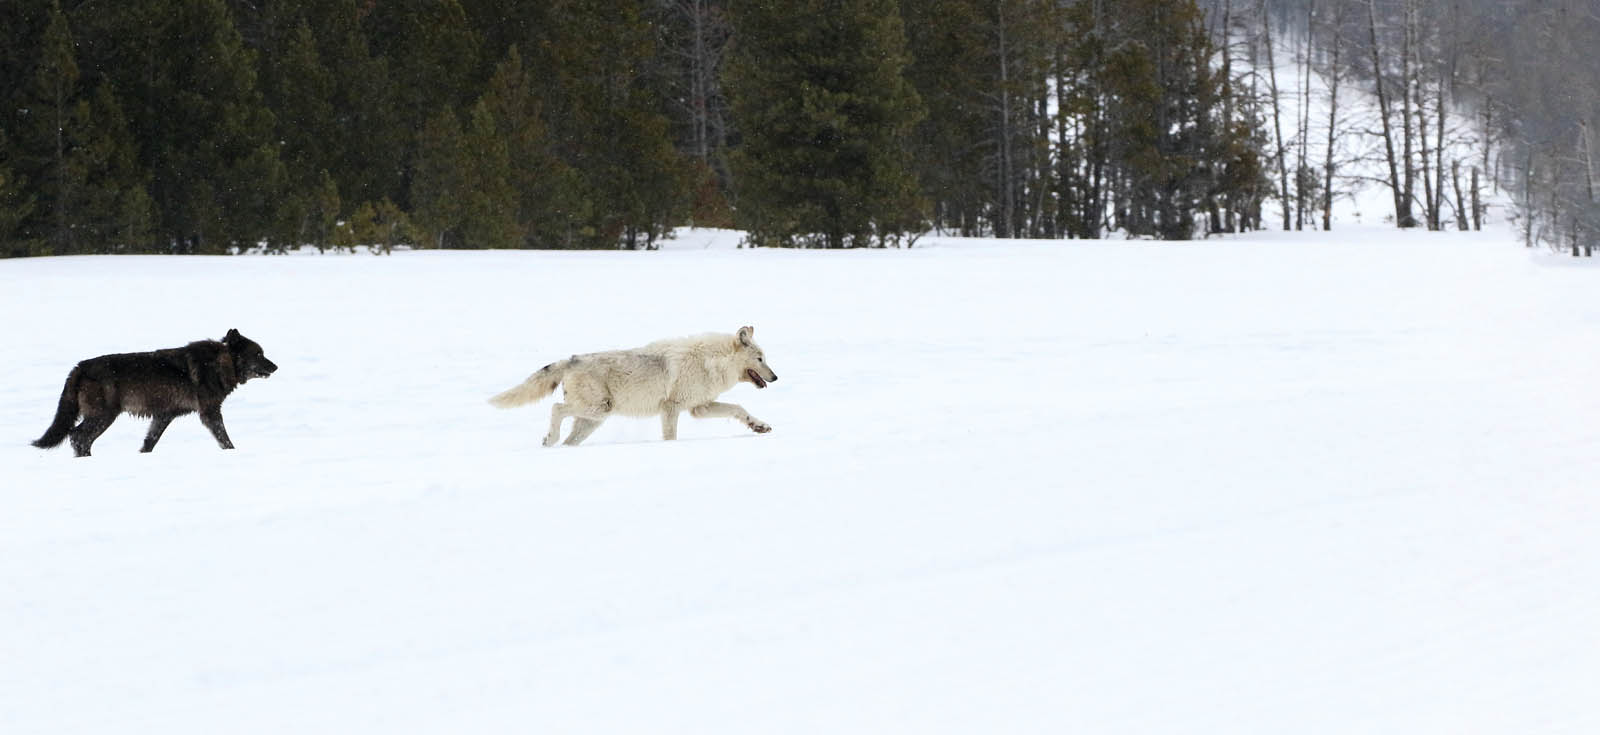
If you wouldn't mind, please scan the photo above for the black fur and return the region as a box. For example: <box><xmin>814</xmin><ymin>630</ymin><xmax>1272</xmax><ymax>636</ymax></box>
<box><xmin>32</xmin><ymin>329</ymin><xmax>278</xmax><ymax>457</ymax></box>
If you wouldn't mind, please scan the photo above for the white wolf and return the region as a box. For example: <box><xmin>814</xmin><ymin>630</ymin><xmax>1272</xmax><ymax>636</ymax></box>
<box><xmin>489</xmin><ymin>326</ymin><xmax>780</xmax><ymax>446</ymax></box>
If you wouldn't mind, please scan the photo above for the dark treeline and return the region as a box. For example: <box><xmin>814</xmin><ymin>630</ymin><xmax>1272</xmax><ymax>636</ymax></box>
<box><xmin>2</xmin><ymin>0</ymin><xmax>1592</xmax><ymax>256</ymax></box>
<box><xmin>0</xmin><ymin>0</ymin><xmax>693</xmax><ymax>255</ymax></box>
<box><xmin>904</xmin><ymin>0</ymin><xmax>1269</xmax><ymax>241</ymax></box>
<box><xmin>0</xmin><ymin>0</ymin><xmax>1280</xmax><ymax>255</ymax></box>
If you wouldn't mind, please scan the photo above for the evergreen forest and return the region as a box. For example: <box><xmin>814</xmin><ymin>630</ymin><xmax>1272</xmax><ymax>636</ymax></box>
<box><xmin>0</xmin><ymin>0</ymin><xmax>1593</xmax><ymax>255</ymax></box>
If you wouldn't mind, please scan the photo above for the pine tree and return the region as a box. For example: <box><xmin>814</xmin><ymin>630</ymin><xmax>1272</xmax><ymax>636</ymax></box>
<box><xmin>981</xmin><ymin>0</ymin><xmax>1056</xmax><ymax>238</ymax></box>
<box><xmin>72</xmin><ymin>84</ymin><xmax>157</xmax><ymax>252</ymax></box>
<box><xmin>13</xmin><ymin>1</ymin><xmax>155</xmax><ymax>254</ymax></box>
<box><xmin>0</xmin><ymin>128</ymin><xmax>37</xmax><ymax>257</ymax></box>
<box><xmin>0</xmin><ymin>0</ymin><xmax>41</xmax><ymax>256</ymax></box>
<box><xmin>902</xmin><ymin>0</ymin><xmax>990</xmax><ymax>235</ymax></box>
<box><xmin>262</xmin><ymin>0</ymin><xmax>401</xmax><ymax>211</ymax></box>
<box><xmin>726</xmin><ymin>0</ymin><xmax>927</xmax><ymax>248</ymax></box>
<box><xmin>410</xmin><ymin>46</ymin><xmax>581</xmax><ymax>251</ymax></box>
<box><xmin>20</xmin><ymin>0</ymin><xmax>82</xmax><ymax>254</ymax></box>
<box><xmin>535</xmin><ymin>0</ymin><xmax>689</xmax><ymax>248</ymax></box>
<box><xmin>410</xmin><ymin>107</ymin><xmax>469</xmax><ymax>249</ymax></box>
<box><xmin>458</xmin><ymin>101</ymin><xmax>524</xmax><ymax>249</ymax></box>
<box><xmin>259</xmin><ymin>16</ymin><xmax>339</xmax><ymax>248</ymax></box>
<box><xmin>475</xmin><ymin>46</ymin><xmax>578</xmax><ymax>248</ymax></box>
<box><xmin>1058</xmin><ymin>0</ymin><xmax>1115</xmax><ymax>238</ymax></box>
<box><xmin>0</xmin><ymin>1</ymin><xmax>49</xmax><ymax>142</ymax></box>
<box><xmin>364</xmin><ymin>0</ymin><xmax>480</xmax><ymax>211</ymax></box>
<box><xmin>462</xmin><ymin>0</ymin><xmax>547</xmax><ymax>74</ymax></box>
<box><xmin>338</xmin><ymin>198</ymin><xmax>411</xmax><ymax>254</ymax></box>
<box><xmin>652</xmin><ymin>0</ymin><xmax>735</xmax><ymax>213</ymax></box>
<box><xmin>1091</xmin><ymin>0</ymin><xmax>1246</xmax><ymax>239</ymax></box>
<box><xmin>83</xmin><ymin>0</ymin><xmax>286</xmax><ymax>252</ymax></box>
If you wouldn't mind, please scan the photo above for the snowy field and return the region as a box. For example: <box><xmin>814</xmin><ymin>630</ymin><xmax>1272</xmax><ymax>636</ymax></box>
<box><xmin>2</xmin><ymin>226</ymin><xmax>1598</xmax><ymax>733</ymax></box>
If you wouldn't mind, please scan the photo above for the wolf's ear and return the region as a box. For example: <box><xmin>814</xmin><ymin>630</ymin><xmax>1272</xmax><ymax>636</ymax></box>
<box><xmin>737</xmin><ymin>326</ymin><xmax>755</xmax><ymax>346</ymax></box>
<box><xmin>225</xmin><ymin>328</ymin><xmax>241</xmax><ymax>340</ymax></box>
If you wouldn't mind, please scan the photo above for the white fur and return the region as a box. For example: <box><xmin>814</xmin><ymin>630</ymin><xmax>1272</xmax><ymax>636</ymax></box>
<box><xmin>489</xmin><ymin>326</ymin><xmax>779</xmax><ymax>446</ymax></box>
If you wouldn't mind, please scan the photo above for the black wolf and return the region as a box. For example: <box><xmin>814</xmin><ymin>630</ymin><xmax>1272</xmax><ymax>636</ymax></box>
<box><xmin>32</xmin><ymin>329</ymin><xmax>278</xmax><ymax>457</ymax></box>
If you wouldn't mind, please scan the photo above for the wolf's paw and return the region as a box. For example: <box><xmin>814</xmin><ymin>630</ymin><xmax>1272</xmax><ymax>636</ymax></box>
<box><xmin>747</xmin><ymin>419</ymin><xmax>772</xmax><ymax>434</ymax></box>
<box><xmin>542</xmin><ymin>434</ymin><xmax>560</xmax><ymax>447</ymax></box>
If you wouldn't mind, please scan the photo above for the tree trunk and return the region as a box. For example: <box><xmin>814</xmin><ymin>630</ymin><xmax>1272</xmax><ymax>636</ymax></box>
<box><xmin>1471</xmin><ymin>166</ymin><xmax>1481</xmax><ymax>231</ymax></box>
<box><xmin>1262</xmin><ymin>1</ymin><xmax>1291</xmax><ymax>231</ymax></box>
<box><xmin>1055</xmin><ymin>37</ymin><xmax>1071</xmax><ymax>238</ymax></box>
<box><xmin>1433</xmin><ymin>59</ymin><xmax>1447</xmax><ymax>229</ymax></box>
<box><xmin>690</xmin><ymin>0</ymin><xmax>709</xmax><ymax>163</ymax></box>
<box><xmin>1416</xmin><ymin>68</ymin><xmax>1436</xmax><ymax>229</ymax></box>
<box><xmin>1033</xmin><ymin>90</ymin><xmax>1050</xmax><ymax>237</ymax></box>
<box><xmin>996</xmin><ymin>0</ymin><xmax>1015</xmax><ymax>239</ymax></box>
<box><xmin>1410</xmin><ymin>2</ymin><xmax>1440</xmax><ymax>231</ymax></box>
<box><xmin>1450</xmin><ymin>159</ymin><xmax>1468</xmax><ymax>230</ymax></box>
<box><xmin>1582</xmin><ymin>120</ymin><xmax>1596</xmax><ymax>206</ymax></box>
<box><xmin>1296</xmin><ymin>0</ymin><xmax>1314</xmax><ymax>231</ymax></box>
<box><xmin>1321</xmin><ymin>0</ymin><xmax>1342</xmax><ymax>231</ymax></box>
<box><xmin>1482</xmin><ymin>101</ymin><xmax>1495</xmax><ymax>195</ymax></box>
<box><xmin>1087</xmin><ymin>0</ymin><xmax>1107</xmax><ymax>238</ymax></box>
<box><xmin>1417</xmin><ymin>103</ymin><xmax>1435</xmax><ymax>228</ymax></box>
<box><xmin>1221</xmin><ymin>0</ymin><xmax>1238</xmax><ymax>233</ymax></box>
<box><xmin>1398</xmin><ymin>0</ymin><xmax>1418</xmax><ymax>227</ymax></box>
<box><xmin>1522</xmin><ymin>150</ymin><xmax>1534</xmax><ymax>247</ymax></box>
<box><xmin>1367</xmin><ymin>0</ymin><xmax>1411</xmax><ymax>228</ymax></box>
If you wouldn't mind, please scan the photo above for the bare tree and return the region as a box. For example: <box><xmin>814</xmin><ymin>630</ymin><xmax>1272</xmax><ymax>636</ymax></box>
<box><xmin>1448</xmin><ymin>159</ymin><xmax>1467</xmax><ymax>230</ymax></box>
<box><xmin>659</xmin><ymin>0</ymin><xmax>732</xmax><ymax>175</ymax></box>
<box><xmin>1397</xmin><ymin>0</ymin><xmax>1419</xmax><ymax>227</ymax></box>
<box><xmin>1366</xmin><ymin>0</ymin><xmax>1415</xmax><ymax>227</ymax></box>
<box><xmin>1260</xmin><ymin>0</ymin><xmax>1292</xmax><ymax>229</ymax></box>
<box><xmin>1413</xmin><ymin>26</ymin><xmax>1437</xmax><ymax>230</ymax></box>
<box><xmin>1470</xmin><ymin>164</ymin><xmax>1481</xmax><ymax>230</ymax></box>
<box><xmin>1295</xmin><ymin>0</ymin><xmax>1314</xmax><ymax>230</ymax></box>
<box><xmin>994</xmin><ymin>0</ymin><xmax>1019</xmax><ymax>237</ymax></box>
<box><xmin>1218</xmin><ymin>0</ymin><xmax>1239</xmax><ymax>232</ymax></box>
<box><xmin>1319</xmin><ymin>0</ymin><xmax>1347</xmax><ymax>230</ymax></box>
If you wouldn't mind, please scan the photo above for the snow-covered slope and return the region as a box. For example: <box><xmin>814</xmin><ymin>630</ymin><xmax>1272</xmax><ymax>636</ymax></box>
<box><xmin>1247</xmin><ymin>39</ymin><xmax>1502</xmax><ymax>231</ymax></box>
<box><xmin>3</xmin><ymin>225</ymin><xmax>1597</xmax><ymax>733</ymax></box>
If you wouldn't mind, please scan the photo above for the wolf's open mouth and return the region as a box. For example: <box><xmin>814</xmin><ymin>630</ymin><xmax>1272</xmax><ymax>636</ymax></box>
<box><xmin>746</xmin><ymin>369</ymin><xmax>767</xmax><ymax>389</ymax></box>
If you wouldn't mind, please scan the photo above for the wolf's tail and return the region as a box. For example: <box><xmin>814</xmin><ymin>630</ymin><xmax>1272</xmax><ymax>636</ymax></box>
<box><xmin>32</xmin><ymin>365</ymin><xmax>82</xmax><ymax>448</ymax></box>
<box><xmin>488</xmin><ymin>359</ymin><xmax>569</xmax><ymax>409</ymax></box>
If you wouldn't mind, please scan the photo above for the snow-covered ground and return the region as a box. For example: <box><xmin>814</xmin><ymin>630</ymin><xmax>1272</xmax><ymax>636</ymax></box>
<box><xmin>2</xmin><ymin>225</ymin><xmax>1598</xmax><ymax>733</ymax></box>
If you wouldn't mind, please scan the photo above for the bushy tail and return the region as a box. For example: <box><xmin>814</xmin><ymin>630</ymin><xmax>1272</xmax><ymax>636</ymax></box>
<box><xmin>488</xmin><ymin>360</ymin><xmax>568</xmax><ymax>409</ymax></box>
<box><xmin>32</xmin><ymin>366</ymin><xmax>82</xmax><ymax>449</ymax></box>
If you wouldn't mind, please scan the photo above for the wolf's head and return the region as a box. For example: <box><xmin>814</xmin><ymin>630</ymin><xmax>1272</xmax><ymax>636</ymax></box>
<box><xmin>223</xmin><ymin>328</ymin><xmax>278</xmax><ymax>383</ymax></box>
<box><xmin>734</xmin><ymin>325</ymin><xmax>778</xmax><ymax>389</ymax></box>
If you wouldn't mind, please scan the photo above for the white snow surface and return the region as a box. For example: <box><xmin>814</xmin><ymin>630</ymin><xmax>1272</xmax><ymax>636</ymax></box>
<box><xmin>3</xmin><ymin>226</ymin><xmax>1598</xmax><ymax>733</ymax></box>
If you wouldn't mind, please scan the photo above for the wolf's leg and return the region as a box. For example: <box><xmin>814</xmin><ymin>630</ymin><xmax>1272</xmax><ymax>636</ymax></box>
<box><xmin>660</xmin><ymin>408</ymin><xmax>681</xmax><ymax>440</ymax></box>
<box><xmin>140</xmin><ymin>413</ymin><xmax>179</xmax><ymax>453</ymax></box>
<box><xmin>69</xmin><ymin>411</ymin><xmax>118</xmax><ymax>457</ymax></box>
<box><xmin>563</xmin><ymin>417</ymin><xmax>606</xmax><ymax>446</ymax></box>
<box><xmin>546</xmin><ymin>403</ymin><xmax>602</xmax><ymax>446</ymax></box>
<box><xmin>199</xmin><ymin>407</ymin><xmax>235</xmax><ymax>449</ymax></box>
<box><xmin>690</xmin><ymin>401</ymin><xmax>771</xmax><ymax>434</ymax></box>
<box><xmin>544</xmin><ymin>403</ymin><xmax>571</xmax><ymax>447</ymax></box>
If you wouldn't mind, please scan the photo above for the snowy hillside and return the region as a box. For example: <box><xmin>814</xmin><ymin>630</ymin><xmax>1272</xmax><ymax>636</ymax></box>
<box><xmin>3</xmin><ymin>225</ymin><xmax>1598</xmax><ymax>733</ymax></box>
<box><xmin>1248</xmin><ymin>37</ymin><xmax>1501</xmax><ymax>232</ymax></box>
